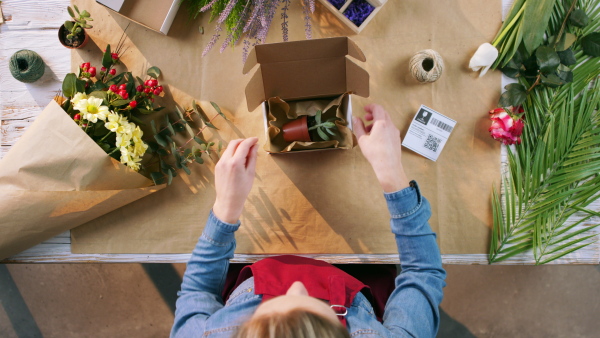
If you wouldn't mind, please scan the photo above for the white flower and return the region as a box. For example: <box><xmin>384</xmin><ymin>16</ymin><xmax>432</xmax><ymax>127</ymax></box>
<box><xmin>469</xmin><ymin>43</ymin><xmax>499</xmax><ymax>77</ymax></box>
<box><xmin>116</xmin><ymin>133</ymin><xmax>132</xmax><ymax>149</ymax></box>
<box><xmin>71</xmin><ymin>92</ymin><xmax>88</xmax><ymax>106</ymax></box>
<box><xmin>74</xmin><ymin>97</ymin><xmax>109</xmax><ymax>123</ymax></box>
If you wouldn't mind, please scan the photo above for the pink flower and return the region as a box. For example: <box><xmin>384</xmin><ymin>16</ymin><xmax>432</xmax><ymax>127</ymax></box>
<box><xmin>489</xmin><ymin>107</ymin><xmax>525</xmax><ymax>145</ymax></box>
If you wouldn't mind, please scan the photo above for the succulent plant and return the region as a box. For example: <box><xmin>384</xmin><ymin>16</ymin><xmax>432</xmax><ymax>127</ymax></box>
<box><xmin>308</xmin><ymin>110</ymin><xmax>338</xmax><ymax>141</ymax></box>
<box><xmin>64</xmin><ymin>5</ymin><xmax>93</xmax><ymax>40</ymax></box>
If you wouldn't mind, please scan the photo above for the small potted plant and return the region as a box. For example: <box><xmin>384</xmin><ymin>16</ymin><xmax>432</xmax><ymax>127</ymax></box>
<box><xmin>58</xmin><ymin>5</ymin><xmax>93</xmax><ymax>49</ymax></box>
<box><xmin>282</xmin><ymin>110</ymin><xmax>339</xmax><ymax>142</ymax></box>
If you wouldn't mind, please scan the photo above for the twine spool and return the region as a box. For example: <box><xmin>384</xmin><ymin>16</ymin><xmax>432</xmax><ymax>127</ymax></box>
<box><xmin>409</xmin><ymin>49</ymin><xmax>444</xmax><ymax>83</ymax></box>
<box><xmin>9</xmin><ymin>50</ymin><xmax>46</xmax><ymax>83</ymax></box>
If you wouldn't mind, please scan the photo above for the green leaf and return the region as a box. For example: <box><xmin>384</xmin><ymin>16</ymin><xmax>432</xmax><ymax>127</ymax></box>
<box><xmin>73</xmin><ymin>5</ymin><xmax>80</xmax><ymax>15</ymax></box>
<box><xmin>557</xmin><ymin>69</ymin><xmax>573</xmax><ymax>84</ymax></box>
<box><xmin>315</xmin><ymin>110</ymin><xmax>322</xmax><ymax>124</ymax></box>
<box><xmin>317</xmin><ymin>128</ymin><xmax>329</xmax><ymax>141</ymax></box>
<box><xmin>147</xmin><ymin>66</ymin><xmax>161</xmax><ymax>79</ymax></box>
<box><xmin>106</xmin><ymin>73</ymin><xmax>126</xmax><ymax>86</ymax></box>
<box><xmin>102</xmin><ymin>44</ymin><xmax>112</xmax><ymax>69</ymax></box>
<box><xmin>157</xmin><ymin>148</ymin><xmax>168</xmax><ymax>156</ymax></box>
<box><xmin>501</xmin><ymin>54</ymin><xmax>523</xmax><ymax>79</ymax></box>
<box><xmin>183</xmin><ymin>148</ymin><xmax>192</xmax><ymax>157</ymax></box>
<box><xmin>150</xmin><ymin>120</ymin><xmax>158</xmax><ymax>134</ymax></box>
<box><xmin>136</xmin><ymin>76</ymin><xmax>145</xmax><ymax>86</ymax></box>
<box><xmin>62</xmin><ymin>73</ymin><xmax>78</xmax><ymax>98</ymax></box>
<box><xmin>64</xmin><ymin>20</ymin><xmax>74</xmax><ymax>31</ymax></box>
<box><xmin>557</xmin><ymin>49</ymin><xmax>576</xmax><ymax>66</ymax></box>
<box><xmin>522</xmin><ymin>0</ymin><xmax>557</xmax><ymax>54</ymax></box>
<box><xmin>173</xmin><ymin>122</ymin><xmax>185</xmax><ymax>132</ymax></box>
<box><xmin>167</xmin><ymin>169</ymin><xmax>173</xmax><ymax>185</ymax></box>
<box><xmin>67</xmin><ymin>6</ymin><xmax>75</xmax><ymax>18</ymax></box>
<box><xmin>81</xmin><ymin>10</ymin><xmax>90</xmax><ymax>18</ymax></box>
<box><xmin>137</xmin><ymin>109</ymin><xmax>154</xmax><ymax>115</ymax></box>
<box><xmin>165</xmin><ymin>115</ymin><xmax>175</xmax><ymax>136</ymax></box>
<box><xmin>581</xmin><ymin>32</ymin><xmax>600</xmax><ymax>57</ymax></box>
<box><xmin>154</xmin><ymin>134</ymin><xmax>167</xmax><ymax>147</ymax></box>
<box><xmin>541</xmin><ymin>73</ymin><xmax>568</xmax><ymax>87</ymax></box>
<box><xmin>151</xmin><ymin>172</ymin><xmax>165</xmax><ymax>185</ymax></box>
<box><xmin>111</xmin><ymin>99</ymin><xmax>130</xmax><ymax>106</ymax></box>
<box><xmin>211</xmin><ymin>101</ymin><xmax>227</xmax><ymax>120</ymax></box>
<box><xmin>536</xmin><ymin>46</ymin><xmax>560</xmax><ymax>74</ymax></box>
<box><xmin>194</xmin><ymin>136</ymin><xmax>205</xmax><ymax>145</ymax></box>
<box><xmin>498</xmin><ymin>83</ymin><xmax>527</xmax><ymax>107</ymax></box>
<box><xmin>182</xmin><ymin>165</ymin><xmax>191</xmax><ymax>175</ymax></box>
<box><xmin>88</xmin><ymin>90</ymin><xmax>107</xmax><ymax>102</ymax></box>
<box><xmin>569</xmin><ymin>9</ymin><xmax>589</xmax><ymax>27</ymax></box>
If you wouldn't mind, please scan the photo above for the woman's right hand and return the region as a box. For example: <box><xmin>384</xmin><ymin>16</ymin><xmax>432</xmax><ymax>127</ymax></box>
<box><xmin>353</xmin><ymin>104</ymin><xmax>410</xmax><ymax>193</ymax></box>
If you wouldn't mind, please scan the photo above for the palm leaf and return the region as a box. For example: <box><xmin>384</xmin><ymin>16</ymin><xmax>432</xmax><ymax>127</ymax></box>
<box><xmin>489</xmin><ymin>3</ymin><xmax>600</xmax><ymax>263</ymax></box>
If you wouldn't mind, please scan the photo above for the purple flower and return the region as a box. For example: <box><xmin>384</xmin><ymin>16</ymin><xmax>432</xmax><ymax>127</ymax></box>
<box><xmin>257</xmin><ymin>0</ymin><xmax>279</xmax><ymax>43</ymax></box>
<box><xmin>302</xmin><ymin>0</ymin><xmax>312</xmax><ymax>39</ymax></box>
<box><xmin>200</xmin><ymin>0</ymin><xmax>219</xmax><ymax>13</ymax></box>
<box><xmin>244</xmin><ymin>0</ymin><xmax>265</xmax><ymax>33</ymax></box>
<box><xmin>343</xmin><ymin>0</ymin><xmax>375</xmax><ymax>27</ymax></box>
<box><xmin>328</xmin><ymin>0</ymin><xmax>347</xmax><ymax>10</ymax></box>
<box><xmin>202</xmin><ymin>23</ymin><xmax>223</xmax><ymax>57</ymax></box>
<box><xmin>220</xmin><ymin>0</ymin><xmax>253</xmax><ymax>52</ymax></box>
<box><xmin>281</xmin><ymin>0</ymin><xmax>290</xmax><ymax>42</ymax></box>
<box><xmin>217</xmin><ymin>0</ymin><xmax>239</xmax><ymax>24</ymax></box>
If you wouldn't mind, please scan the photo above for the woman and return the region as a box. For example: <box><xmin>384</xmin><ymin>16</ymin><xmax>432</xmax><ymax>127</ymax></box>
<box><xmin>170</xmin><ymin>104</ymin><xmax>446</xmax><ymax>337</ymax></box>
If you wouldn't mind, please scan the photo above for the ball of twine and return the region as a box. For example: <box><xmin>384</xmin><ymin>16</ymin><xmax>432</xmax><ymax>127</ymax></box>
<box><xmin>409</xmin><ymin>49</ymin><xmax>444</xmax><ymax>83</ymax></box>
<box><xmin>9</xmin><ymin>50</ymin><xmax>46</xmax><ymax>83</ymax></box>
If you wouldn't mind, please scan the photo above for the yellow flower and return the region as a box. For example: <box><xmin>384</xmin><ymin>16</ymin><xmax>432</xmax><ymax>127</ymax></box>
<box><xmin>71</xmin><ymin>92</ymin><xmax>88</xmax><ymax>106</ymax></box>
<box><xmin>74</xmin><ymin>97</ymin><xmax>109</xmax><ymax>123</ymax></box>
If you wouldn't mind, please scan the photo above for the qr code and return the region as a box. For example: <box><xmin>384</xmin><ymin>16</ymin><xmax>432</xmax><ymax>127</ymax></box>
<box><xmin>424</xmin><ymin>134</ymin><xmax>441</xmax><ymax>152</ymax></box>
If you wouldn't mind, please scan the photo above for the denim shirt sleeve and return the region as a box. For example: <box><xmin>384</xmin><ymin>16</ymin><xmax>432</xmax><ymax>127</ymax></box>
<box><xmin>170</xmin><ymin>211</ymin><xmax>240</xmax><ymax>338</ymax></box>
<box><xmin>382</xmin><ymin>181</ymin><xmax>447</xmax><ymax>338</ymax></box>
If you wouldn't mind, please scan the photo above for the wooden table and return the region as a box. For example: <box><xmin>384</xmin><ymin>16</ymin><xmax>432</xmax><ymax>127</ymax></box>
<box><xmin>1</xmin><ymin>0</ymin><xmax>599</xmax><ymax>264</ymax></box>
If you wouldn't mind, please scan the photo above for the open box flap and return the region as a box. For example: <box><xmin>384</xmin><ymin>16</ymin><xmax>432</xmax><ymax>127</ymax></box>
<box><xmin>244</xmin><ymin>37</ymin><xmax>369</xmax><ymax>111</ymax></box>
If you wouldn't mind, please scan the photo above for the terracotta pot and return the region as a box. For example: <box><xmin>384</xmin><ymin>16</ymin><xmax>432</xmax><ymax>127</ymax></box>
<box><xmin>282</xmin><ymin>115</ymin><xmax>312</xmax><ymax>143</ymax></box>
<box><xmin>58</xmin><ymin>24</ymin><xmax>90</xmax><ymax>49</ymax></box>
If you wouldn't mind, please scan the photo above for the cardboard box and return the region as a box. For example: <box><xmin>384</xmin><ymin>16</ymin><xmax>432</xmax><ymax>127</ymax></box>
<box><xmin>96</xmin><ymin>0</ymin><xmax>180</xmax><ymax>35</ymax></box>
<box><xmin>243</xmin><ymin>37</ymin><xmax>370</xmax><ymax>154</ymax></box>
<box><xmin>317</xmin><ymin>0</ymin><xmax>388</xmax><ymax>34</ymax></box>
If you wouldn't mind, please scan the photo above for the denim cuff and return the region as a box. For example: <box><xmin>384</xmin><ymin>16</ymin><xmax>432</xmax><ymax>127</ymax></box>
<box><xmin>383</xmin><ymin>180</ymin><xmax>422</xmax><ymax>218</ymax></box>
<box><xmin>201</xmin><ymin>210</ymin><xmax>241</xmax><ymax>246</ymax></box>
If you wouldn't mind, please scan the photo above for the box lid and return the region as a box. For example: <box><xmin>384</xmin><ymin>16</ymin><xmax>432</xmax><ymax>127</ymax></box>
<box><xmin>244</xmin><ymin>37</ymin><xmax>369</xmax><ymax>111</ymax></box>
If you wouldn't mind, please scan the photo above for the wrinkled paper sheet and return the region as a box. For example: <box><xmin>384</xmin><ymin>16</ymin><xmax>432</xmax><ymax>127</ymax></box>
<box><xmin>70</xmin><ymin>0</ymin><xmax>501</xmax><ymax>255</ymax></box>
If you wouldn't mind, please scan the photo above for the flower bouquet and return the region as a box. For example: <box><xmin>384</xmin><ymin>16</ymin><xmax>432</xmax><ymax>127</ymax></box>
<box><xmin>0</xmin><ymin>41</ymin><xmax>224</xmax><ymax>260</ymax></box>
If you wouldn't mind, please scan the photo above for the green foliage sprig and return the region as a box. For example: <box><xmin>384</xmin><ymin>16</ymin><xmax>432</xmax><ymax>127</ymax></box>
<box><xmin>489</xmin><ymin>0</ymin><xmax>600</xmax><ymax>264</ymax></box>
<box><xmin>497</xmin><ymin>0</ymin><xmax>600</xmax><ymax>108</ymax></box>
<box><xmin>308</xmin><ymin>110</ymin><xmax>338</xmax><ymax>141</ymax></box>
<box><xmin>147</xmin><ymin>101</ymin><xmax>227</xmax><ymax>185</ymax></box>
<box><xmin>64</xmin><ymin>5</ymin><xmax>93</xmax><ymax>39</ymax></box>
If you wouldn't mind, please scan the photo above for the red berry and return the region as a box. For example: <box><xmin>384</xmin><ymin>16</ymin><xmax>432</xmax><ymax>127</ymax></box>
<box><xmin>129</xmin><ymin>101</ymin><xmax>137</xmax><ymax>108</ymax></box>
<box><xmin>155</xmin><ymin>86</ymin><xmax>163</xmax><ymax>93</ymax></box>
<box><xmin>149</xmin><ymin>79</ymin><xmax>158</xmax><ymax>87</ymax></box>
<box><xmin>89</xmin><ymin>67</ymin><xmax>96</xmax><ymax>77</ymax></box>
<box><xmin>109</xmin><ymin>69</ymin><xmax>117</xmax><ymax>76</ymax></box>
<box><xmin>118</xmin><ymin>90</ymin><xmax>129</xmax><ymax>99</ymax></box>
<box><xmin>144</xmin><ymin>79</ymin><xmax>152</xmax><ymax>86</ymax></box>
<box><xmin>101</xmin><ymin>67</ymin><xmax>107</xmax><ymax>72</ymax></box>
<box><xmin>74</xmin><ymin>113</ymin><xmax>81</xmax><ymax>121</ymax></box>
<box><xmin>109</xmin><ymin>84</ymin><xmax>118</xmax><ymax>92</ymax></box>
<box><xmin>136</xmin><ymin>85</ymin><xmax>143</xmax><ymax>92</ymax></box>
<box><xmin>111</xmin><ymin>53</ymin><xmax>119</xmax><ymax>60</ymax></box>
<box><xmin>81</xmin><ymin>62</ymin><xmax>90</xmax><ymax>71</ymax></box>
<box><xmin>118</xmin><ymin>84</ymin><xmax>127</xmax><ymax>91</ymax></box>
<box><xmin>144</xmin><ymin>87</ymin><xmax>152</xmax><ymax>94</ymax></box>
<box><xmin>153</xmin><ymin>88</ymin><xmax>161</xmax><ymax>96</ymax></box>
<box><xmin>150</xmin><ymin>98</ymin><xmax>154</xmax><ymax>102</ymax></box>
<box><xmin>82</xmin><ymin>123</ymin><xmax>88</xmax><ymax>128</ymax></box>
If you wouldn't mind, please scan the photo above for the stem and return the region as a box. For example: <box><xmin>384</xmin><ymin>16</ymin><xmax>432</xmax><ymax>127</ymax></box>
<box><xmin>552</xmin><ymin>0</ymin><xmax>578</xmax><ymax>49</ymax></box>
<box><xmin>99</xmin><ymin>129</ymin><xmax>113</xmax><ymax>143</ymax></box>
<box><xmin>178</xmin><ymin>114</ymin><xmax>221</xmax><ymax>150</ymax></box>
<box><xmin>107</xmin><ymin>147</ymin><xmax>120</xmax><ymax>156</ymax></box>
<box><xmin>527</xmin><ymin>75</ymin><xmax>542</xmax><ymax>93</ymax></box>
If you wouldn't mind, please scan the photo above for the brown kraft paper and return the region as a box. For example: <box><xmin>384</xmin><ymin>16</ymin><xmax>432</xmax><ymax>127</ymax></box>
<box><xmin>69</xmin><ymin>0</ymin><xmax>501</xmax><ymax>255</ymax></box>
<box><xmin>0</xmin><ymin>101</ymin><xmax>164</xmax><ymax>260</ymax></box>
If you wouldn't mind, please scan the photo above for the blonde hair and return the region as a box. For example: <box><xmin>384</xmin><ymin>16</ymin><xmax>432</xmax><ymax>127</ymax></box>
<box><xmin>234</xmin><ymin>309</ymin><xmax>350</xmax><ymax>338</ymax></box>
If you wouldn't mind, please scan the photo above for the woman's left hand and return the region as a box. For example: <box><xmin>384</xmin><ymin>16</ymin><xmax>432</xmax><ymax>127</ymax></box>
<box><xmin>212</xmin><ymin>137</ymin><xmax>259</xmax><ymax>224</ymax></box>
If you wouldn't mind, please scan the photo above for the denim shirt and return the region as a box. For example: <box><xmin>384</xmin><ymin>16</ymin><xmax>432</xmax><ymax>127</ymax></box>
<box><xmin>171</xmin><ymin>181</ymin><xmax>446</xmax><ymax>338</ymax></box>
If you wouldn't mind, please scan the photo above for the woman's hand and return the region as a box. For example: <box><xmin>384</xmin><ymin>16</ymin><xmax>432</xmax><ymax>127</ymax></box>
<box><xmin>353</xmin><ymin>104</ymin><xmax>410</xmax><ymax>193</ymax></box>
<box><xmin>212</xmin><ymin>137</ymin><xmax>259</xmax><ymax>224</ymax></box>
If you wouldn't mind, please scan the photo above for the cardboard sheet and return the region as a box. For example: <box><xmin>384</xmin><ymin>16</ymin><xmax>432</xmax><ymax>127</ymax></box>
<box><xmin>70</xmin><ymin>0</ymin><xmax>501</xmax><ymax>255</ymax></box>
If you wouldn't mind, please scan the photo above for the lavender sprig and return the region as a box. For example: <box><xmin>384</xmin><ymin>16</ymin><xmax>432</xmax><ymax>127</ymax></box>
<box><xmin>220</xmin><ymin>0</ymin><xmax>253</xmax><ymax>53</ymax></box>
<box><xmin>309</xmin><ymin>0</ymin><xmax>315</xmax><ymax>13</ymax></box>
<box><xmin>281</xmin><ymin>0</ymin><xmax>290</xmax><ymax>42</ymax></box>
<box><xmin>202</xmin><ymin>22</ymin><xmax>223</xmax><ymax>57</ymax></box>
<box><xmin>257</xmin><ymin>0</ymin><xmax>279</xmax><ymax>43</ymax></box>
<box><xmin>302</xmin><ymin>0</ymin><xmax>313</xmax><ymax>39</ymax></box>
<box><xmin>243</xmin><ymin>0</ymin><xmax>265</xmax><ymax>33</ymax></box>
<box><xmin>217</xmin><ymin>0</ymin><xmax>239</xmax><ymax>24</ymax></box>
<box><xmin>200</xmin><ymin>0</ymin><xmax>219</xmax><ymax>13</ymax></box>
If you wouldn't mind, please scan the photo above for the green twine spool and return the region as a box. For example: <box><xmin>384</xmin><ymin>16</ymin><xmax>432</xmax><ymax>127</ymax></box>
<box><xmin>9</xmin><ymin>50</ymin><xmax>46</xmax><ymax>83</ymax></box>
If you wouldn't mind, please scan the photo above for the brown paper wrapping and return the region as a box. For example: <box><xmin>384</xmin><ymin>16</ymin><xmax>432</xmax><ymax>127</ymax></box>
<box><xmin>0</xmin><ymin>101</ymin><xmax>164</xmax><ymax>259</ymax></box>
<box><xmin>68</xmin><ymin>0</ymin><xmax>501</xmax><ymax>255</ymax></box>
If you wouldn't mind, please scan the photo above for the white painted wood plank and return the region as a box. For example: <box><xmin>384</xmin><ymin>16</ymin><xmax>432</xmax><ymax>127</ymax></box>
<box><xmin>0</xmin><ymin>0</ymin><xmax>69</xmax><ymax>31</ymax></box>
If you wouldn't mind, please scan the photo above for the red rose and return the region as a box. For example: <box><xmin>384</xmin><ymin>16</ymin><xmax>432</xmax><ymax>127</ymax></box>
<box><xmin>489</xmin><ymin>107</ymin><xmax>525</xmax><ymax>145</ymax></box>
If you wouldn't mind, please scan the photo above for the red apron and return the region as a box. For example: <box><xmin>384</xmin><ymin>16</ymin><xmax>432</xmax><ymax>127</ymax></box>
<box><xmin>231</xmin><ymin>255</ymin><xmax>373</xmax><ymax>326</ymax></box>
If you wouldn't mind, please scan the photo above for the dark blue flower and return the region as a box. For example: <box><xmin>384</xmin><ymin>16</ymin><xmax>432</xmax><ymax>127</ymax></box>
<box><xmin>328</xmin><ymin>0</ymin><xmax>347</xmax><ymax>10</ymax></box>
<box><xmin>343</xmin><ymin>0</ymin><xmax>375</xmax><ymax>27</ymax></box>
